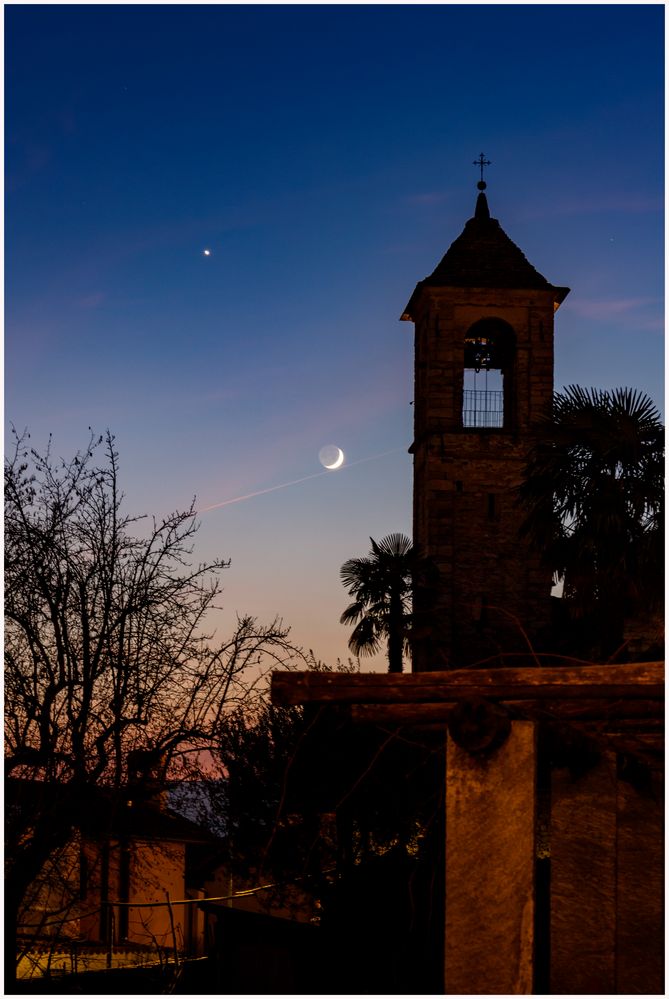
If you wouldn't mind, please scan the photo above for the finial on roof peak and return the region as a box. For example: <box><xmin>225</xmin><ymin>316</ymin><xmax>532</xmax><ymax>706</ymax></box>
<box><xmin>475</xmin><ymin>191</ymin><xmax>490</xmax><ymax>220</ymax></box>
<box><xmin>472</xmin><ymin>153</ymin><xmax>491</xmax><ymax>219</ymax></box>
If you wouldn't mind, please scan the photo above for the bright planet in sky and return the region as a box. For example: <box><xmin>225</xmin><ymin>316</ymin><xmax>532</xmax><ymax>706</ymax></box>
<box><xmin>318</xmin><ymin>445</ymin><xmax>345</xmax><ymax>470</ymax></box>
<box><xmin>203</xmin><ymin>248</ymin><xmax>211</xmax><ymax>256</ymax></box>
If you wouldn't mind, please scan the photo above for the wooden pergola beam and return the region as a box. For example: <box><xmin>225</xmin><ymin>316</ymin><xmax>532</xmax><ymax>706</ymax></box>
<box><xmin>349</xmin><ymin>697</ymin><xmax>664</xmax><ymax>726</ymax></box>
<box><xmin>271</xmin><ymin>662</ymin><xmax>664</xmax><ymax>707</ymax></box>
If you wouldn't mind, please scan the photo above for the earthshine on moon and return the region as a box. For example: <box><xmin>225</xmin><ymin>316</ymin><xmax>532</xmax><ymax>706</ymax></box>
<box><xmin>319</xmin><ymin>445</ymin><xmax>345</xmax><ymax>470</ymax></box>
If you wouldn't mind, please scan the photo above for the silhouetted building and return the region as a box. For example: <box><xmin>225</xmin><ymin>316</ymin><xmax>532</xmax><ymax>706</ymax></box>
<box><xmin>402</xmin><ymin>182</ymin><xmax>569</xmax><ymax>669</ymax></box>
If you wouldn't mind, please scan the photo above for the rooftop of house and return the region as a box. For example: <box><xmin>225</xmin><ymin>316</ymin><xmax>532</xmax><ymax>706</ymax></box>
<box><xmin>6</xmin><ymin>778</ymin><xmax>221</xmax><ymax>847</ymax></box>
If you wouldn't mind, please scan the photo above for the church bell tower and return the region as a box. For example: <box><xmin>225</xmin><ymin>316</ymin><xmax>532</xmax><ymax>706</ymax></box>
<box><xmin>403</xmin><ymin>165</ymin><xmax>569</xmax><ymax>670</ymax></box>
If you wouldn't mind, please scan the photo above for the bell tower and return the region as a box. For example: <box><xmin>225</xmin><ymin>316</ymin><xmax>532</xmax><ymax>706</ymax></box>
<box><xmin>403</xmin><ymin>166</ymin><xmax>569</xmax><ymax>670</ymax></box>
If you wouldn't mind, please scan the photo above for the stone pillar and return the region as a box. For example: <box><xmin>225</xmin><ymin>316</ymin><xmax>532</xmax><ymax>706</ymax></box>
<box><xmin>445</xmin><ymin>720</ymin><xmax>536</xmax><ymax>994</ymax></box>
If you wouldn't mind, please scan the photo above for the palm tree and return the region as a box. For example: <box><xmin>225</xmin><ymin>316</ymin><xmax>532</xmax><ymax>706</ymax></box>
<box><xmin>519</xmin><ymin>385</ymin><xmax>664</xmax><ymax>656</ymax></box>
<box><xmin>340</xmin><ymin>534</ymin><xmax>438</xmax><ymax>673</ymax></box>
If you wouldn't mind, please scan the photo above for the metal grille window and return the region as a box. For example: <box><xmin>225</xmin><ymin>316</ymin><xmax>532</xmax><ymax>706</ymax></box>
<box><xmin>462</xmin><ymin>388</ymin><xmax>504</xmax><ymax>428</ymax></box>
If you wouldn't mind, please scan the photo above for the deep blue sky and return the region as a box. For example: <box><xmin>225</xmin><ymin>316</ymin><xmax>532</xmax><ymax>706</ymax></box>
<box><xmin>6</xmin><ymin>4</ymin><xmax>664</xmax><ymax>668</ymax></box>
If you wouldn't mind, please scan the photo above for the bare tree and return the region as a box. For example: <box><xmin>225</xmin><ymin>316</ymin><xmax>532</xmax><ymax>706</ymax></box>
<box><xmin>4</xmin><ymin>428</ymin><xmax>306</xmax><ymax>986</ymax></box>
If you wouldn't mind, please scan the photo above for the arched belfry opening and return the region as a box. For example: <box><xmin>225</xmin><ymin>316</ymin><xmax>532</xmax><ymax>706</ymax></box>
<box><xmin>462</xmin><ymin>318</ymin><xmax>515</xmax><ymax>429</ymax></box>
<box><xmin>402</xmin><ymin>172</ymin><xmax>569</xmax><ymax>670</ymax></box>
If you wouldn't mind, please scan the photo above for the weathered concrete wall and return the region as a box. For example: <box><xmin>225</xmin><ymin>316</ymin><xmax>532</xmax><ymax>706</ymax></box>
<box><xmin>615</xmin><ymin>771</ymin><xmax>664</xmax><ymax>994</ymax></box>
<box><xmin>550</xmin><ymin>757</ymin><xmax>664</xmax><ymax>995</ymax></box>
<box><xmin>550</xmin><ymin>754</ymin><xmax>618</xmax><ymax>994</ymax></box>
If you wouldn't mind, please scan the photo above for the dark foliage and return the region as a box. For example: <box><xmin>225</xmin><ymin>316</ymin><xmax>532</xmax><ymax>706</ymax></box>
<box><xmin>520</xmin><ymin>386</ymin><xmax>664</xmax><ymax>657</ymax></box>
<box><xmin>212</xmin><ymin>695</ymin><xmax>445</xmax><ymax>981</ymax></box>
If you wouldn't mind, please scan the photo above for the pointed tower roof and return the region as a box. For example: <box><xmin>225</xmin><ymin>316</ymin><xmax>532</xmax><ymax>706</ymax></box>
<box><xmin>401</xmin><ymin>191</ymin><xmax>569</xmax><ymax>321</ymax></box>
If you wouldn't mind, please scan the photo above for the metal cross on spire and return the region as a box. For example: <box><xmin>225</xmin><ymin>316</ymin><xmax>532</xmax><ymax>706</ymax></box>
<box><xmin>473</xmin><ymin>152</ymin><xmax>491</xmax><ymax>190</ymax></box>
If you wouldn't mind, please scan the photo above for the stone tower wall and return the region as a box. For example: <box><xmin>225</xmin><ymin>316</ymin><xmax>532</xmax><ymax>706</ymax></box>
<box><xmin>411</xmin><ymin>287</ymin><xmax>557</xmax><ymax>669</ymax></box>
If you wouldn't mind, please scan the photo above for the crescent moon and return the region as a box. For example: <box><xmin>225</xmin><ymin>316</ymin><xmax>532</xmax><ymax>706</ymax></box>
<box><xmin>324</xmin><ymin>447</ymin><xmax>344</xmax><ymax>470</ymax></box>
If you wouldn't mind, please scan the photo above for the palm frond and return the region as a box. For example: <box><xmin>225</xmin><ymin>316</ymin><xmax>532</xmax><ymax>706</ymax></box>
<box><xmin>340</xmin><ymin>556</ymin><xmax>374</xmax><ymax>591</ymax></box>
<box><xmin>339</xmin><ymin>600</ymin><xmax>366</xmax><ymax>626</ymax></box>
<box><xmin>347</xmin><ymin>617</ymin><xmax>382</xmax><ymax>657</ymax></box>
<box><xmin>370</xmin><ymin>533</ymin><xmax>413</xmax><ymax>559</ymax></box>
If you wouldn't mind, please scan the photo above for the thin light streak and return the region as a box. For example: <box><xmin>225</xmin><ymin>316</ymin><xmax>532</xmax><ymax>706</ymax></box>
<box><xmin>197</xmin><ymin>447</ymin><xmax>406</xmax><ymax>514</ymax></box>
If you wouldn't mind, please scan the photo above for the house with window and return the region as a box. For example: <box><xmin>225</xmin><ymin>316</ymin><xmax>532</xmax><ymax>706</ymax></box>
<box><xmin>11</xmin><ymin>782</ymin><xmax>218</xmax><ymax>980</ymax></box>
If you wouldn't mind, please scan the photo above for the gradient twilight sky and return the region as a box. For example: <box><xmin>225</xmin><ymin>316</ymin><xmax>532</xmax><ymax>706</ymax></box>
<box><xmin>6</xmin><ymin>4</ymin><xmax>664</xmax><ymax>670</ymax></box>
